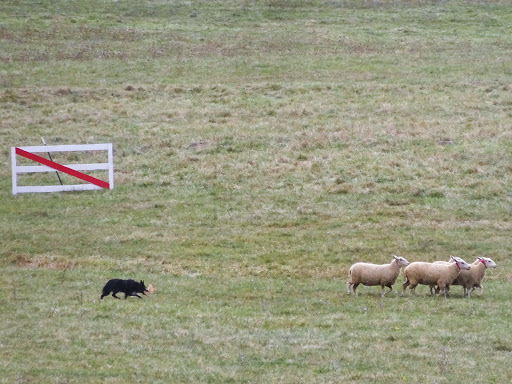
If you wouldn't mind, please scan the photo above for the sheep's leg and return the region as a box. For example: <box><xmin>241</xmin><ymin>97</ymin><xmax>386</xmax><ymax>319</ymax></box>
<box><xmin>429</xmin><ymin>285</ymin><xmax>436</xmax><ymax>296</ymax></box>
<box><xmin>381</xmin><ymin>284</ymin><xmax>392</xmax><ymax>297</ymax></box>
<box><xmin>352</xmin><ymin>283</ymin><xmax>359</xmax><ymax>296</ymax></box>
<box><xmin>439</xmin><ymin>284</ymin><xmax>448</xmax><ymax>298</ymax></box>
<box><xmin>401</xmin><ymin>280</ymin><xmax>410</xmax><ymax>296</ymax></box>
<box><xmin>468</xmin><ymin>285</ymin><xmax>481</xmax><ymax>298</ymax></box>
<box><xmin>347</xmin><ymin>282</ymin><xmax>352</xmax><ymax>295</ymax></box>
<box><xmin>406</xmin><ymin>283</ymin><xmax>417</xmax><ymax>296</ymax></box>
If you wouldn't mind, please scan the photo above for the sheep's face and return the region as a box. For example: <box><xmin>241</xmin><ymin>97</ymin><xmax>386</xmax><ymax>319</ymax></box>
<box><xmin>479</xmin><ymin>257</ymin><xmax>497</xmax><ymax>269</ymax></box>
<box><xmin>393</xmin><ymin>255</ymin><xmax>410</xmax><ymax>267</ymax></box>
<box><xmin>451</xmin><ymin>256</ymin><xmax>471</xmax><ymax>270</ymax></box>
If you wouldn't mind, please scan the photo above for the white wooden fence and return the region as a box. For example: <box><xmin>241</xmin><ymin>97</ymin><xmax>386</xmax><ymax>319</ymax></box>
<box><xmin>11</xmin><ymin>143</ymin><xmax>114</xmax><ymax>195</ymax></box>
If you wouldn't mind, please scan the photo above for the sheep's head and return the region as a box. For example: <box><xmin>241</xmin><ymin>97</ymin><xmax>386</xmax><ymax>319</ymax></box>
<box><xmin>450</xmin><ymin>256</ymin><xmax>471</xmax><ymax>270</ymax></box>
<box><xmin>393</xmin><ymin>255</ymin><xmax>410</xmax><ymax>267</ymax></box>
<box><xmin>478</xmin><ymin>257</ymin><xmax>497</xmax><ymax>269</ymax></box>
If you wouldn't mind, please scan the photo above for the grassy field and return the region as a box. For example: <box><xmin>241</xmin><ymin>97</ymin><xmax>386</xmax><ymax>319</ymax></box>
<box><xmin>1</xmin><ymin>0</ymin><xmax>512</xmax><ymax>382</ymax></box>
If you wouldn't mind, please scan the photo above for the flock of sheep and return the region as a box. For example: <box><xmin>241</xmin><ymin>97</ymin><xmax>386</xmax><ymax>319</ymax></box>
<box><xmin>347</xmin><ymin>255</ymin><xmax>497</xmax><ymax>298</ymax></box>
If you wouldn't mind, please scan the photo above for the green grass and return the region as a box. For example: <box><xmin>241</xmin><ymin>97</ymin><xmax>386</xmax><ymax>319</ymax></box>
<box><xmin>1</xmin><ymin>0</ymin><xmax>512</xmax><ymax>382</ymax></box>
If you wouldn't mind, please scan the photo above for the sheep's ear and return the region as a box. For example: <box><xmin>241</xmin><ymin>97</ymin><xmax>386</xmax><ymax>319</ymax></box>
<box><xmin>393</xmin><ymin>255</ymin><xmax>398</xmax><ymax>260</ymax></box>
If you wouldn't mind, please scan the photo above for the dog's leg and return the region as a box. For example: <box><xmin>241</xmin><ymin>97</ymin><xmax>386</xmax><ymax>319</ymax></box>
<box><xmin>112</xmin><ymin>292</ymin><xmax>121</xmax><ymax>299</ymax></box>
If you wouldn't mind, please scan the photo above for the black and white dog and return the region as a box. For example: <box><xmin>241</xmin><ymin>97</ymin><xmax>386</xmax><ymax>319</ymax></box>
<box><xmin>100</xmin><ymin>279</ymin><xmax>149</xmax><ymax>299</ymax></box>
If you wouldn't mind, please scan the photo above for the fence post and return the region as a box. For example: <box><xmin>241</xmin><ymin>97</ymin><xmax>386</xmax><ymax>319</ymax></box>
<box><xmin>11</xmin><ymin>147</ymin><xmax>17</xmax><ymax>195</ymax></box>
<box><xmin>108</xmin><ymin>143</ymin><xmax>114</xmax><ymax>190</ymax></box>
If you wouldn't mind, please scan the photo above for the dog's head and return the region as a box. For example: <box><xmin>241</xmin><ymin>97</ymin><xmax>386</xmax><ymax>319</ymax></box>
<box><xmin>138</xmin><ymin>280</ymin><xmax>149</xmax><ymax>295</ymax></box>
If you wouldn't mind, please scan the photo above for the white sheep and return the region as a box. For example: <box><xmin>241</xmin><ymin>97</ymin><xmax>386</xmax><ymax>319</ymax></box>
<box><xmin>433</xmin><ymin>257</ymin><xmax>497</xmax><ymax>297</ymax></box>
<box><xmin>347</xmin><ymin>255</ymin><xmax>410</xmax><ymax>297</ymax></box>
<box><xmin>402</xmin><ymin>256</ymin><xmax>471</xmax><ymax>298</ymax></box>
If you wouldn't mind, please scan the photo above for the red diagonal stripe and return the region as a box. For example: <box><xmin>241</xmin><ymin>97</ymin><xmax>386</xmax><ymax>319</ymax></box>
<box><xmin>16</xmin><ymin>147</ymin><xmax>109</xmax><ymax>189</ymax></box>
